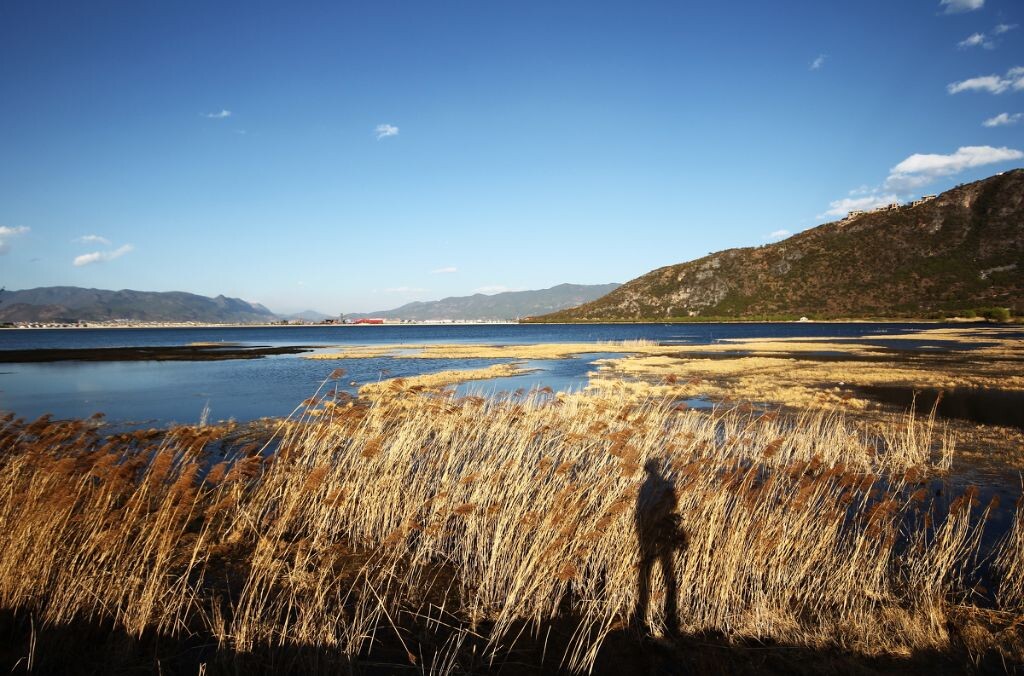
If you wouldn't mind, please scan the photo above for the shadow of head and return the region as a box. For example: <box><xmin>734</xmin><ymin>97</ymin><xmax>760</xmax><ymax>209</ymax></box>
<box><xmin>636</xmin><ymin>457</ymin><xmax>688</xmax><ymax>553</ymax></box>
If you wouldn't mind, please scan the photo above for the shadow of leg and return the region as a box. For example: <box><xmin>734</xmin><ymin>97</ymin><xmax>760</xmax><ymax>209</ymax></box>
<box><xmin>635</xmin><ymin>556</ymin><xmax>653</xmax><ymax>633</ymax></box>
<box><xmin>661</xmin><ymin>550</ymin><xmax>679</xmax><ymax>636</ymax></box>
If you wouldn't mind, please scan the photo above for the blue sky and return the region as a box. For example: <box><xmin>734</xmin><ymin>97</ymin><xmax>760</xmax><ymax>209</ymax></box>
<box><xmin>1</xmin><ymin>0</ymin><xmax>1022</xmax><ymax>314</ymax></box>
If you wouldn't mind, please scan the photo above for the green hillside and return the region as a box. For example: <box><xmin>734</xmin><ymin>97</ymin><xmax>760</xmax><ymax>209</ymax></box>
<box><xmin>530</xmin><ymin>170</ymin><xmax>1024</xmax><ymax>322</ymax></box>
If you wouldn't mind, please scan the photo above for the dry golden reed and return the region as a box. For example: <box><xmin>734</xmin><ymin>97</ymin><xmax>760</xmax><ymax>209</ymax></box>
<box><xmin>0</xmin><ymin>387</ymin><xmax>1020</xmax><ymax>673</ymax></box>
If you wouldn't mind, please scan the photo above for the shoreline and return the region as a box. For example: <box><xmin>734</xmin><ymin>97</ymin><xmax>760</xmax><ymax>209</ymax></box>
<box><xmin>0</xmin><ymin>318</ymin><xmax>999</xmax><ymax>330</ymax></box>
<box><xmin>519</xmin><ymin>317</ymin><xmax>1000</xmax><ymax>325</ymax></box>
<box><xmin>0</xmin><ymin>321</ymin><xmax>521</xmax><ymax>330</ymax></box>
<box><xmin>0</xmin><ymin>344</ymin><xmax>317</xmax><ymax>363</ymax></box>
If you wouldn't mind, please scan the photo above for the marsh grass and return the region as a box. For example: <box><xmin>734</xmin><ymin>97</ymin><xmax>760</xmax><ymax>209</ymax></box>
<box><xmin>0</xmin><ymin>388</ymin><xmax>1021</xmax><ymax>673</ymax></box>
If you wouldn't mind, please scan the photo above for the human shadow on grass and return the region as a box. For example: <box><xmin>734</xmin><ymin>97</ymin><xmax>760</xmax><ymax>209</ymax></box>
<box><xmin>633</xmin><ymin>458</ymin><xmax>688</xmax><ymax>637</ymax></box>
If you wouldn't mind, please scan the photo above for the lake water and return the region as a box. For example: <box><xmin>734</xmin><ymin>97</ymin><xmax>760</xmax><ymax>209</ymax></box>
<box><xmin>0</xmin><ymin>322</ymin><xmax>981</xmax><ymax>425</ymax></box>
<box><xmin>5</xmin><ymin>321</ymin><xmax>1022</xmax><ymax>557</ymax></box>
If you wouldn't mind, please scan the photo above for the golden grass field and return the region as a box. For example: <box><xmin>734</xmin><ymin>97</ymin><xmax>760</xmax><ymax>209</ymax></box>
<box><xmin>2</xmin><ymin>370</ymin><xmax>1024</xmax><ymax>673</ymax></box>
<box><xmin>3</xmin><ymin>327</ymin><xmax>1024</xmax><ymax>673</ymax></box>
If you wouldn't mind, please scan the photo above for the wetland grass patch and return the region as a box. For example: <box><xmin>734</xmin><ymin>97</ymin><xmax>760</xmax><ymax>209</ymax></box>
<box><xmin>0</xmin><ymin>388</ymin><xmax>1021</xmax><ymax>673</ymax></box>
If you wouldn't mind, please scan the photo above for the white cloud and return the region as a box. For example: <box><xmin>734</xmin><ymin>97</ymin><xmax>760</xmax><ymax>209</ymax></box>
<box><xmin>810</xmin><ymin>54</ymin><xmax>827</xmax><ymax>71</ymax></box>
<box><xmin>73</xmin><ymin>252</ymin><xmax>104</xmax><ymax>266</ymax></box>
<box><xmin>823</xmin><ymin>143</ymin><xmax>1022</xmax><ymax>219</ymax></box>
<box><xmin>940</xmin><ymin>0</ymin><xmax>984</xmax><ymax>13</ymax></box>
<box><xmin>75</xmin><ymin>234</ymin><xmax>111</xmax><ymax>246</ymax></box>
<box><xmin>430</xmin><ymin>266</ymin><xmax>457</xmax><ymax>274</ymax></box>
<box><xmin>819</xmin><ymin>194</ymin><xmax>901</xmax><ymax>219</ymax></box>
<box><xmin>204</xmin><ymin>109</ymin><xmax>232</xmax><ymax>119</ymax></box>
<box><xmin>73</xmin><ymin>244</ymin><xmax>134</xmax><ymax>267</ymax></box>
<box><xmin>375</xmin><ymin>123</ymin><xmax>399</xmax><ymax>139</ymax></box>
<box><xmin>886</xmin><ymin>145</ymin><xmax>1023</xmax><ymax>190</ymax></box>
<box><xmin>957</xmin><ymin>32</ymin><xmax>993</xmax><ymax>49</ymax></box>
<box><xmin>0</xmin><ymin>225</ymin><xmax>29</xmax><ymax>254</ymax></box>
<box><xmin>983</xmin><ymin>112</ymin><xmax>1023</xmax><ymax>127</ymax></box>
<box><xmin>767</xmin><ymin>229</ymin><xmax>791</xmax><ymax>239</ymax></box>
<box><xmin>947</xmin><ymin>66</ymin><xmax>1024</xmax><ymax>94</ymax></box>
<box><xmin>958</xmin><ymin>24</ymin><xmax>1017</xmax><ymax>49</ymax></box>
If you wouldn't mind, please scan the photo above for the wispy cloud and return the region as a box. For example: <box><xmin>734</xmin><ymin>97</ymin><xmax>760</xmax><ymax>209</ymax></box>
<box><xmin>940</xmin><ymin>0</ymin><xmax>984</xmax><ymax>13</ymax></box>
<box><xmin>947</xmin><ymin>66</ymin><xmax>1024</xmax><ymax>94</ymax></box>
<box><xmin>957</xmin><ymin>32</ymin><xmax>993</xmax><ymax>49</ymax></box>
<box><xmin>75</xmin><ymin>234</ymin><xmax>111</xmax><ymax>246</ymax></box>
<box><xmin>885</xmin><ymin>145</ymin><xmax>1023</xmax><ymax>190</ymax></box>
<box><xmin>473</xmin><ymin>285</ymin><xmax>522</xmax><ymax>295</ymax></box>
<box><xmin>766</xmin><ymin>229</ymin><xmax>792</xmax><ymax>239</ymax></box>
<box><xmin>73</xmin><ymin>244</ymin><xmax>134</xmax><ymax>267</ymax></box>
<box><xmin>957</xmin><ymin>24</ymin><xmax>1017</xmax><ymax>49</ymax></box>
<box><xmin>204</xmin><ymin>109</ymin><xmax>232</xmax><ymax>119</ymax></box>
<box><xmin>983</xmin><ymin>112</ymin><xmax>1023</xmax><ymax>127</ymax></box>
<box><xmin>809</xmin><ymin>54</ymin><xmax>827</xmax><ymax>71</ymax></box>
<box><xmin>823</xmin><ymin>144</ymin><xmax>1022</xmax><ymax>217</ymax></box>
<box><xmin>820</xmin><ymin>193</ymin><xmax>901</xmax><ymax>219</ymax></box>
<box><xmin>0</xmin><ymin>225</ymin><xmax>29</xmax><ymax>255</ymax></box>
<box><xmin>375</xmin><ymin>123</ymin><xmax>399</xmax><ymax>139</ymax></box>
<box><xmin>430</xmin><ymin>266</ymin><xmax>457</xmax><ymax>274</ymax></box>
<box><xmin>384</xmin><ymin>286</ymin><xmax>426</xmax><ymax>293</ymax></box>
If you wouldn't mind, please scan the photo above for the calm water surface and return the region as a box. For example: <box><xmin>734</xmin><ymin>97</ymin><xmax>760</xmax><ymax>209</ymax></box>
<box><xmin>0</xmin><ymin>322</ymin><xmax>980</xmax><ymax>424</ymax></box>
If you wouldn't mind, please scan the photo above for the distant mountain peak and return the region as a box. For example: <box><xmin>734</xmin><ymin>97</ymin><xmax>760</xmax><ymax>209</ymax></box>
<box><xmin>345</xmin><ymin>283</ymin><xmax>621</xmax><ymax>322</ymax></box>
<box><xmin>282</xmin><ymin>309</ymin><xmax>334</xmax><ymax>322</ymax></box>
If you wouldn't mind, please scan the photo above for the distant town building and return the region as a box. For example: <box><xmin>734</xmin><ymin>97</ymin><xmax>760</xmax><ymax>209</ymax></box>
<box><xmin>350</xmin><ymin>318</ymin><xmax>385</xmax><ymax>325</ymax></box>
<box><xmin>910</xmin><ymin>194</ymin><xmax>937</xmax><ymax>207</ymax></box>
<box><xmin>845</xmin><ymin>210</ymin><xmax>865</xmax><ymax>219</ymax></box>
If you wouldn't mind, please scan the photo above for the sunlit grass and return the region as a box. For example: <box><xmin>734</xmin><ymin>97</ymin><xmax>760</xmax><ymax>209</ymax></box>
<box><xmin>0</xmin><ymin>384</ymin><xmax>1020</xmax><ymax>672</ymax></box>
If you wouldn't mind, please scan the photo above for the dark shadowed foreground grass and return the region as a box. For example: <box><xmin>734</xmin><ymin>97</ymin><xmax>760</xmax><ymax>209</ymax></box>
<box><xmin>1</xmin><ymin>382</ymin><xmax>1023</xmax><ymax>674</ymax></box>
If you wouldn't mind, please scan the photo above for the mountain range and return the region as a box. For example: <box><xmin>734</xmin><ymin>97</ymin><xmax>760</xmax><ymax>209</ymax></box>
<box><xmin>345</xmin><ymin>283</ymin><xmax>621</xmax><ymax>321</ymax></box>
<box><xmin>281</xmin><ymin>310</ymin><xmax>336</xmax><ymax>322</ymax></box>
<box><xmin>532</xmin><ymin>169</ymin><xmax>1023</xmax><ymax>322</ymax></box>
<box><xmin>6</xmin><ymin>170</ymin><xmax>1021</xmax><ymax>326</ymax></box>
<box><xmin>0</xmin><ymin>287</ymin><xmax>278</xmax><ymax>324</ymax></box>
<box><xmin>0</xmin><ymin>283</ymin><xmax>620</xmax><ymax>324</ymax></box>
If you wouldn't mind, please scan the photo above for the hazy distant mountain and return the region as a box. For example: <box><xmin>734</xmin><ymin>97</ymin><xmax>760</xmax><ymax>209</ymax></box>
<box><xmin>282</xmin><ymin>309</ymin><xmax>335</xmax><ymax>322</ymax></box>
<box><xmin>346</xmin><ymin>283</ymin><xmax>621</xmax><ymax>321</ymax></box>
<box><xmin>532</xmin><ymin>170</ymin><xmax>1024</xmax><ymax>322</ymax></box>
<box><xmin>0</xmin><ymin>287</ymin><xmax>278</xmax><ymax>324</ymax></box>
